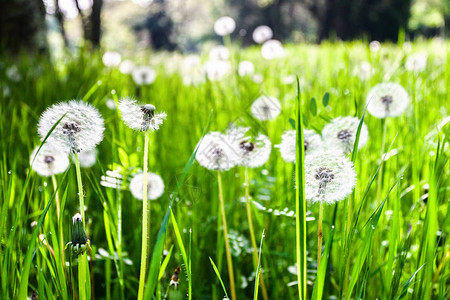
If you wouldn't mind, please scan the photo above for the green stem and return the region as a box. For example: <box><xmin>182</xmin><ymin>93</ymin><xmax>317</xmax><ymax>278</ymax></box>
<box><xmin>74</xmin><ymin>153</ymin><xmax>88</xmax><ymax>300</ymax></box>
<box><xmin>217</xmin><ymin>172</ymin><xmax>236</xmax><ymax>300</ymax></box>
<box><xmin>137</xmin><ymin>131</ymin><xmax>150</xmax><ymax>300</ymax></box>
<box><xmin>244</xmin><ymin>168</ymin><xmax>269</xmax><ymax>300</ymax></box>
<box><xmin>51</xmin><ymin>175</ymin><xmax>65</xmax><ymax>275</ymax></box>
<box><xmin>317</xmin><ymin>202</ymin><xmax>324</xmax><ymax>271</ymax></box>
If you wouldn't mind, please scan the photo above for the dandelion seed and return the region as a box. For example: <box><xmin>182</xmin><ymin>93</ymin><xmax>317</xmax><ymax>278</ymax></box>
<box><xmin>132</xmin><ymin>66</ymin><xmax>156</xmax><ymax>85</ymax></box>
<box><xmin>102</xmin><ymin>51</ymin><xmax>122</xmax><ymax>68</ymax></box>
<box><xmin>261</xmin><ymin>40</ymin><xmax>284</xmax><ymax>60</ymax></box>
<box><xmin>119</xmin><ymin>59</ymin><xmax>135</xmax><ymax>74</ymax></box>
<box><xmin>209</xmin><ymin>45</ymin><xmax>230</xmax><ymax>61</ymax></box>
<box><xmin>30</xmin><ymin>144</ymin><xmax>70</xmax><ymax>177</ymax></box>
<box><xmin>214</xmin><ymin>16</ymin><xmax>236</xmax><ymax>36</ymax></box>
<box><xmin>322</xmin><ymin>116</ymin><xmax>369</xmax><ymax>154</ymax></box>
<box><xmin>238</xmin><ymin>61</ymin><xmax>255</xmax><ymax>77</ymax></box>
<box><xmin>195</xmin><ymin>132</ymin><xmax>240</xmax><ymax>171</ymax></box>
<box><xmin>405</xmin><ymin>53</ymin><xmax>427</xmax><ymax>73</ymax></box>
<box><xmin>366</xmin><ymin>82</ymin><xmax>409</xmax><ymax>118</ymax></box>
<box><xmin>118</xmin><ymin>99</ymin><xmax>166</xmax><ymax>132</ymax></box>
<box><xmin>38</xmin><ymin>100</ymin><xmax>105</xmax><ymax>154</ymax></box>
<box><xmin>226</xmin><ymin>127</ymin><xmax>272</xmax><ymax>168</ymax></box>
<box><xmin>129</xmin><ymin>172</ymin><xmax>164</xmax><ymax>200</ymax></box>
<box><xmin>203</xmin><ymin>60</ymin><xmax>231</xmax><ymax>81</ymax></box>
<box><xmin>276</xmin><ymin>129</ymin><xmax>322</xmax><ymax>163</ymax></box>
<box><xmin>304</xmin><ymin>151</ymin><xmax>356</xmax><ymax>204</ymax></box>
<box><xmin>252</xmin><ymin>25</ymin><xmax>273</xmax><ymax>44</ymax></box>
<box><xmin>251</xmin><ymin>95</ymin><xmax>281</xmax><ymax>121</ymax></box>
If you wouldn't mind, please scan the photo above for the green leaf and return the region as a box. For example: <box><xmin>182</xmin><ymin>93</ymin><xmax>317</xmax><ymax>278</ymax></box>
<box><xmin>322</xmin><ymin>92</ymin><xmax>330</xmax><ymax>107</ymax></box>
<box><xmin>289</xmin><ymin>118</ymin><xmax>296</xmax><ymax>129</ymax></box>
<box><xmin>312</xmin><ymin>227</ymin><xmax>335</xmax><ymax>300</ymax></box>
<box><xmin>310</xmin><ymin>97</ymin><xmax>317</xmax><ymax>116</ymax></box>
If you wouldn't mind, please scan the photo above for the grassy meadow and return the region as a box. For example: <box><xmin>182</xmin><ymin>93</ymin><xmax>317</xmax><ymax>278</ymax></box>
<box><xmin>0</xmin><ymin>39</ymin><xmax>449</xmax><ymax>299</ymax></box>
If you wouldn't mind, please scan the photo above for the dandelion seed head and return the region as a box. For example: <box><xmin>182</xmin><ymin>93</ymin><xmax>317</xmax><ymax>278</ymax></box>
<box><xmin>261</xmin><ymin>40</ymin><xmax>284</xmax><ymax>60</ymax></box>
<box><xmin>322</xmin><ymin>116</ymin><xmax>369</xmax><ymax>154</ymax></box>
<box><xmin>119</xmin><ymin>59</ymin><xmax>135</xmax><ymax>74</ymax></box>
<box><xmin>405</xmin><ymin>53</ymin><xmax>427</xmax><ymax>73</ymax></box>
<box><xmin>276</xmin><ymin>129</ymin><xmax>322</xmax><ymax>163</ymax></box>
<box><xmin>30</xmin><ymin>144</ymin><xmax>70</xmax><ymax>177</ymax></box>
<box><xmin>304</xmin><ymin>151</ymin><xmax>356</xmax><ymax>204</ymax></box>
<box><xmin>203</xmin><ymin>60</ymin><xmax>231</xmax><ymax>81</ymax></box>
<box><xmin>369</xmin><ymin>40</ymin><xmax>381</xmax><ymax>52</ymax></box>
<box><xmin>252</xmin><ymin>25</ymin><xmax>273</xmax><ymax>44</ymax></box>
<box><xmin>252</xmin><ymin>73</ymin><xmax>264</xmax><ymax>84</ymax></box>
<box><xmin>366</xmin><ymin>83</ymin><xmax>409</xmax><ymax>118</ymax></box>
<box><xmin>251</xmin><ymin>95</ymin><xmax>281</xmax><ymax>121</ymax></box>
<box><xmin>195</xmin><ymin>132</ymin><xmax>240</xmax><ymax>171</ymax></box>
<box><xmin>214</xmin><ymin>16</ymin><xmax>236</xmax><ymax>36</ymax></box>
<box><xmin>38</xmin><ymin>100</ymin><xmax>104</xmax><ymax>154</ymax></box>
<box><xmin>353</xmin><ymin>61</ymin><xmax>373</xmax><ymax>81</ymax></box>
<box><xmin>118</xmin><ymin>99</ymin><xmax>166</xmax><ymax>132</ymax></box>
<box><xmin>129</xmin><ymin>172</ymin><xmax>165</xmax><ymax>200</ymax></box>
<box><xmin>102</xmin><ymin>51</ymin><xmax>121</xmax><ymax>67</ymax></box>
<box><xmin>132</xmin><ymin>66</ymin><xmax>156</xmax><ymax>85</ymax></box>
<box><xmin>76</xmin><ymin>149</ymin><xmax>97</xmax><ymax>168</ymax></box>
<box><xmin>226</xmin><ymin>127</ymin><xmax>271</xmax><ymax>168</ymax></box>
<box><xmin>72</xmin><ymin>212</ymin><xmax>82</xmax><ymax>223</ymax></box>
<box><xmin>209</xmin><ymin>45</ymin><xmax>230</xmax><ymax>61</ymax></box>
<box><xmin>238</xmin><ymin>61</ymin><xmax>255</xmax><ymax>77</ymax></box>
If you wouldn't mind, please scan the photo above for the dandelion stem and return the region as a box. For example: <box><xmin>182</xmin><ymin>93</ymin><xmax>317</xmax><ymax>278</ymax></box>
<box><xmin>317</xmin><ymin>202</ymin><xmax>324</xmax><ymax>270</ymax></box>
<box><xmin>137</xmin><ymin>130</ymin><xmax>150</xmax><ymax>300</ymax></box>
<box><xmin>74</xmin><ymin>153</ymin><xmax>88</xmax><ymax>300</ymax></box>
<box><xmin>51</xmin><ymin>175</ymin><xmax>65</xmax><ymax>275</ymax></box>
<box><xmin>217</xmin><ymin>171</ymin><xmax>236</xmax><ymax>300</ymax></box>
<box><xmin>244</xmin><ymin>168</ymin><xmax>269</xmax><ymax>300</ymax></box>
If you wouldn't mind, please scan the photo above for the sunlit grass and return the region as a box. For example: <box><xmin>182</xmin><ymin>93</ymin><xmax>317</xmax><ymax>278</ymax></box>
<box><xmin>0</xmin><ymin>40</ymin><xmax>449</xmax><ymax>299</ymax></box>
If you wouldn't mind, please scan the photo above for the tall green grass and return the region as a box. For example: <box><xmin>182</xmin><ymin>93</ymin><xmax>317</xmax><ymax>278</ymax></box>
<box><xmin>0</xmin><ymin>40</ymin><xmax>449</xmax><ymax>299</ymax></box>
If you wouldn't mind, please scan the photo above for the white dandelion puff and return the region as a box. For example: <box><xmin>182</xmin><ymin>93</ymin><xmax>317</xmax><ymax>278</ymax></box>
<box><xmin>226</xmin><ymin>127</ymin><xmax>272</xmax><ymax>168</ymax></box>
<box><xmin>304</xmin><ymin>151</ymin><xmax>356</xmax><ymax>204</ymax></box>
<box><xmin>30</xmin><ymin>144</ymin><xmax>70</xmax><ymax>177</ymax></box>
<box><xmin>214</xmin><ymin>16</ymin><xmax>236</xmax><ymax>36</ymax></box>
<box><xmin>238</xmin><ymin>61</ymin><xmax>255</xmax><ymax>77</ymax></box>
<box><xmin>251</xmin><ymin>95</ymin><xmax>281</xmax><ymax>121</ymax></box>
<box><xmin>261</xmin><ymin>40</ymin><xmax>284</xmax><ymax>60</ymax></box>
<box><xmin>276</xmin><ymin>129</ymin><xmax>322</xmax><ymax>163</ymax></box>
<box><xmin>366</xmin><ymin>82</ymin><xmax>409</xmax><ymax>118</ymax></box>
<box><xmin>129</xmin><ymin>172</ymin><xmax>164</xmax><ymax>200</ymax></box>
<box><xmin>106</xmin><ymin>99</ymin><xmax>116</xmax><ymax>110</ymax></box>
<box><xmin>183</xmin><ymin>55</ymin><xmax>202</xmax><ymax>70</ymax></box>
<box><xmin>252</xmin><ymin>73</ymin><xmax>264</xmax><ymax>84</ymax></box>
<box><xmin>118</xmin><ymin>99</ymin><xmax>166</xmax><ymax>132</ymax></box>
<box><xmin>6</xmin><ymin>65</ymin><xmax>21</xmax><ymax>82</ymax></box>
<box><xmin>405</xmin><ymin>53</ymin><xmax>427</xmax><ymax>73</ymax></box>
<box><xmin>369</xmin><ymin>40</ymin><xmax>381</xmax><ymax>52</ymax></box>
<box><xmin>322</xmin><ymin>116</ymin><xmax>369</xmax><ymax>154</ymax></box>
<box><xmin>209</xmin><ymin>45</ymin><xmax>230</xmax><ymax>61</ymax></box>
<box><xmin>195</xmin><ymin>132</ymin><xmax>240</xmax><ymax>171</ymax></box>
<box><xmin>203</xmin><ymin>60</ymin><xmax>231</xmax><ymax>81</ymax></box>
<box><xmin>119</xmin><ymin>59</ymin><xmax>135</xmax><ymax>74</ymax></box>
<box><xmin>353</xmin><ymin>61</ymin><xmax>374</xmax><ymax>81</ymax></box>
<box><xmin>132</xmin><ymin>66</ymin><xmax>156</xmax><ymax>85</ymax></box>
<box><xmin>75</xmin><ymin>149</ymin><xmax>97</xmax><ymax>168</ymax></box>
<box><xmin>252</xmin><ymin>25</ymin><xmax>273</xmax><ymax>44</ymax></box>
<box><xmin>38</xmin><ymin>100</ymin><xmax>105</xmax><ymax>154</ymax></box>
<box><xmin>102</xmin><ymin>51</ymin><xmax>122</xmax><ymax>68</ymax></box>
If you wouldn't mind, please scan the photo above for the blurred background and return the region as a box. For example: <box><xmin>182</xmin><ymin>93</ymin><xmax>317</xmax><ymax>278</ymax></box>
<box><xmin>1</xmin><ymin>0</ymin><xmax>449</xmax><ymax>56</ymax></box>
